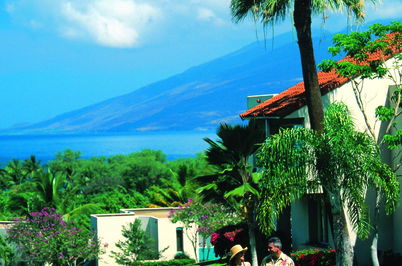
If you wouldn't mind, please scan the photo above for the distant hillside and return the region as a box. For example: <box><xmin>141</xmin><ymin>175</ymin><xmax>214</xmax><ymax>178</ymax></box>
<box><xmin>8</xmin><ymin>31</ymin><xmax>336</xmax><ymax>134</ymax></box>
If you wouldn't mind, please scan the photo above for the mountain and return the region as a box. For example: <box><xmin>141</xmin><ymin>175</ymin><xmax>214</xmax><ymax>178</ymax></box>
<box><xmin>8</xmin><ymin>31</ymin><xmax>336</xmax><ymax>134</ymax></box>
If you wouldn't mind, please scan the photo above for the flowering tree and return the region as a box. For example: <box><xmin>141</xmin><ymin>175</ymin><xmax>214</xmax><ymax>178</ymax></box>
<box><xmin>6</xmin><ymin>207</ymin><xmax>103</xmax><ymax>266</ymax></box>
<box><xmin>169</xmin><ymin>199</ymin><xmax>241</xmax><ymax>261</ymax></box>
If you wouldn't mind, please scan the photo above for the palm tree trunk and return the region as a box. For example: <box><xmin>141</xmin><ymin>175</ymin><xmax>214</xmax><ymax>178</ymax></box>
<box><xmin>329</xmin><ymin>191</ymin><xmax>354</xmax><ymax>266</ymax></box>
<box><xmin>371</xmin><ymin>189</ymin><xmax>381</xmax><ymax>266</ymax></box>
<box><xmin>245</xmin><ymin>204</ymin><xmax>259</xmax><ymax>266</ymax></box>
<box><xmin>248</xmin><ymin>224</ymin><xmax>258</xmax><ymax>266</ymax></box>
<box><xmin>293</xmin><ymin>0</ymin><xmax>324</xmax><ymax>133</ymax></box>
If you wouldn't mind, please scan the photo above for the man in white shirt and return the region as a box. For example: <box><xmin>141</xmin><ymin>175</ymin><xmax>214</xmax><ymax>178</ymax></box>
<box><xmin>260</xmin><ymin>237</ymin><xmax>295</xmax><ymax>266</ymax></box>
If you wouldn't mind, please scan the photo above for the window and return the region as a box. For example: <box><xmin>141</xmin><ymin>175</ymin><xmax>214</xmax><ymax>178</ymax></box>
<box><xmin>308</xmin><ymin>195</ymin><xmax>329</xmax><ymax>245</ymax></box>
<box><xmin>176</xmin><ymin>227</ymin><xmax>184</xmax><ymax>252</ymax></box>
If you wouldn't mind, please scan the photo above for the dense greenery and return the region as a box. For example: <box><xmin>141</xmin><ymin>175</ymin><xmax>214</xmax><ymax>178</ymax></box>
<box><xmin>0</xmin><ymin>149</ymin><xmax>213</xmax><ymax>229</ymax></box>
<box><xmin>0</xmin><ymin>148</ymin><xmax>215</xmax><ymax>265</ymax></box>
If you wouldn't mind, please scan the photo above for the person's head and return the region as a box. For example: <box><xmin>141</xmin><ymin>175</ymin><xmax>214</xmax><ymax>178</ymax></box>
<box><xmin>229</xmin><ymin>244</ymin><xmax>247</xmax><ymax>265</ymax></box>
<box><xmin>267</xmin><ymin>237</ymin><xmax>282</xmax><ymax>258</ymax></box>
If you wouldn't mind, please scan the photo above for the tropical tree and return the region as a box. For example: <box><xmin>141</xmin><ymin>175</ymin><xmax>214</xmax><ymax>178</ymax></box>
<box><xmin>31</xmin><ymin>167</ymin><xmax>100</xmax><ymax>227</ymax></box>
<box><xmin>33</xmin><ymin>169</ymin><xmax>66</xmax><ymax>208</ymax></box>
<box><xmin>195</xmin><ymin>122</ymin><xmax>265</xmax><ymax>265</ymax></box>
<box><xmin>22</xmin><ymin>155</ymin><xmax>41</xmax><ymax>179</ymax></box>
<box><xmin>257</xmin><ymin>103</ymin><xmax>399</xmax><ymax>266</ymax></box>
<box><xmin>230</xmin><ymin>0</ymin><xmax>370</xmax><ymax>133</ymax></box>
<box><xmin>146</xmin><ymin>164</ymin><xmax>200</xmax><ymax>207</ymax></box>
<box><xmin>3</xmin><ymin>159</ymin><xmax>27</xmax><ymax>186</ymax></box>
<box><xmin>47</xmin><ymin>149</ymin><xmax>82</xmax><ymax>181</ymax></box>
<box><xmin>318</xmin><ymin>21</ymin><xmax>402</xmax><ymax>265</ymax></box>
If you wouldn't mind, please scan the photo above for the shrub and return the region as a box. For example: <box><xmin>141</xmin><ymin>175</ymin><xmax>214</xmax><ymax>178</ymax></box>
<box><xmin>174</xmin><ymin>252</ymin><xmax>190</xmax><ymax>259</ymax></box>
<box><xmin>111</xmin><ymin>219</ymin><xmax>164</xmax><ymax>264</ymax></box>
<box><xmin>209</xmin><ymin>224</ymin><xmax>248</xmax><ymax>258</ymax></box>
<box><xmin>6</xmin><ymin>207</ymin><xmax>103</xmax><ymax>265</ymax></box>
<box><xmin>291</xmin><ymin>249</ymin><xmax>336</xmax><ymax>266</ymax></box>
<box><xmin>0</xmin><ymin>234</ymin><xmax>14</xmax><ymax>265</ymax></box>
<box><xmin>132</xmin><ymin>258</ymin><xmax>196</xmax><ymax>265</ymax></box>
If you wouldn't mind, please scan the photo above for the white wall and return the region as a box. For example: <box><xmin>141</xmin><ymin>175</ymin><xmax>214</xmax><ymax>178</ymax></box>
<box><xmin>291</xmin><ymin>199</ymin><xmax>309</xmax><ymax>249</ymax></box>
<box><xmin>91</xmin><ymin>211</ymin><xmax>199</xmax><ymax>265</ymax></box>
<box><xmin>157</xmin><ymin>218</ymin><xmax>198</xmax><ymax>261</ymax></box>
<box><xmin>91</xmin><ymin>214</ymin><xmax>138</xmax><ymax>266</ymax></box>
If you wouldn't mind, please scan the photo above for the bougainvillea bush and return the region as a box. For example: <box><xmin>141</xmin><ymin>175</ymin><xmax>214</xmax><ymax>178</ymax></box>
<box><xmin>291</xmin><ymin>249</ymin><xmax>336</xmax><ymax>266</ymax></box>
<box><xmin>209</xmin><ymin>224</ymin><xmax>248</xmax><ymax>258</ymax></box>
<box><xmin>6</xmin><ymin>207</ymin><xmax>104</xmax><ymax>265</ymax></box>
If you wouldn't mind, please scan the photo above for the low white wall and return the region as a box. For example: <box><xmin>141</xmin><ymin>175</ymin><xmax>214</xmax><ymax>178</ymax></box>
<box><xmin>91</xmin><ymin>213</ymin><xmax>138</xmax><ymax>266</ymax></box>
<box><xmin>157</xmin><ymin>218</ymin><xmax>197</xmax><ymax>261</ymax></box>
<box><xmin>91</xmin><ymin>210</ymin><xmax>199</xmax><ymax>265</ymax></box>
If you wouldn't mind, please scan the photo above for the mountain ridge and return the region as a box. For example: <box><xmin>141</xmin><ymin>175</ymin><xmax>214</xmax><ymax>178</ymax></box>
<box><xmin>4</xmin><ymin>29</ymin><xmax>345</xmax><ymax>134</ymax></box>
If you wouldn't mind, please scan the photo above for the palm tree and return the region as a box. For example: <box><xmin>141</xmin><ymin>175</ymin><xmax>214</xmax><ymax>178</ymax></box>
<box><xmin>33</xmin><ymin>169</ymin><xmax>66</xmax><ymax>208</ymax></box>
<box><xmin>195</xmin><ymin>122</ymin><xmax>265</xmax><ymax>266</ymax></box>
<box><xmin>146</xmin><ymin>171</ymin><xmax>195</xmax><ymax>207</ymax></box>
<box><xmin>257</xmin><ymin>103</ymin><xmax>399</xmax><ymax>266</ymax></box>
<box><xmin>4</xmin><ymin>159</ymin><xmax>27</xmax><ymax>186</ymax></box>
<box><xmin>32</xmin><ymin>168</ymin><xmax>99</xmax><ymax>223</ymax></box>
<box><xmin>230</xmin><ymin>0</ymin><xmax>367</xmax><ymax>132</ymax></box>
<box><xmin>23</xmin><ymin>155</ymin><xmax>42</xmax><ymax>179</ymax></box>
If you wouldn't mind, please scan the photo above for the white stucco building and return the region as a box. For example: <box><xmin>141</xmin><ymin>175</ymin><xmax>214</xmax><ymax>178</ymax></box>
<box><xmin>241</xmin><ymin>51</ymin><xmax>402</xmax><ymax>265</ymax></box>
<box><xmin>91</xmin><ymin>208</ymin><xmax>198</xmax><ymax>266</ymax></box>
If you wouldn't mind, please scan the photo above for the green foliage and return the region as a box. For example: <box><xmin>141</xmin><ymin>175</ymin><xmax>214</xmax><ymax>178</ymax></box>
<box><xmin>170</xmin><ymin>199</ymin><xmax>241</xmax><ymax>239</ymax></box>
<box><xmin>90</xmin><ymin>187</ymin><xmax>149</xmax><ymax>213</ymax></box>
<box><xmin>257</xmin><ymin>103</ymin><xmax>400</xmax><ymax>237</ymax></box>
<box><xmin>7</xmin><ymin>207</ymin><xmax>103</xmax><ymax>265</ymax></box>
<box><xmin>131</xmin><ymin>259</ymin><xmax>196</xmax><ymax>266</ymax></box>
<box><xmin>230</xmin><ymin>0</ymin><xmax>366</xmax><ymax>25</ymax></box>
<box><xmin>146</xmin><ymin>156</ymin><xmax>210</xmax><ymax>207</ymax></box>
<box><xmin>0</xmin><ymin>149</ymin><xmax>217</xmax><ymax>232</ymax></box>
<box><xmin>174</xmin><ymin>251</ymin><xmax>191</xmax><ymax>259</ymax></box>
<box><xmin>0</xmin><ymin>233</ymin><xmax>14</xmax><ymax>265</ymax></box>
<box><xmin>48</xmin><ymin>149</ymin><xmax>82</xmax><ymax>180</ymax></box>
<box><xmin>33</xmin><ymin>168</ymin><xmax>66</xmax><ymax>208</ymax></box>
<box><xmin>111</xmin><ymin>219</ymin><xmax>162</xmax><ymax>265</ymax></box>
<box><xmin>195</xmin><ymin>122</ymin><xmax>265</xmax><ymax>219</ymax></box>
<box><xmin>319</xmin><ymin>21</ymin><xmax>402</xmax><ymax>150</ymax></box>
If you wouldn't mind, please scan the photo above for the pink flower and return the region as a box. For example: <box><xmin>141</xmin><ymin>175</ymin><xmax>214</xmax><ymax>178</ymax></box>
<box><xmin>210</xmin><ymin>232</ymin><xmax>219</xmax><ymax>245</ymax></box>
<box><xmin>223</xmin><ymin>231</ymin><xmax>236</xmax><ymax>242</ymax></box>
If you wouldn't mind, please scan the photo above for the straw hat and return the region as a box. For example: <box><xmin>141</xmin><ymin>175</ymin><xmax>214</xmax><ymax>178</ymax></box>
<box><xmin>229</xmin><ymin>244</ymin><xmax>248</xmax><ymax>261</ymax></box>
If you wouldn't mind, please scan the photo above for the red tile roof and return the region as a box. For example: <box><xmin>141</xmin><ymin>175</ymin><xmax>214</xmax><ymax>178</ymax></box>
<box><xmin>240</xmin><ymin>35</ymin><xmax>401</xmax><ymax>119</ymax></box>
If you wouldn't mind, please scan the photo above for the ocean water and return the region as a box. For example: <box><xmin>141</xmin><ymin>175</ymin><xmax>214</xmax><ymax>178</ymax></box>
<box><xmin>0</xmin><ymin>131</ymin><xmax>216</xmax><ymax>165</ymax></box>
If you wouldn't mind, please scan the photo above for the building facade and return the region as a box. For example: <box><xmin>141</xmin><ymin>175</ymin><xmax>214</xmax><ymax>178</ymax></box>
<box><xmin>240</xmin><ymin>54</ymin><xmax>402</xmax><ymax>265</ymax></box>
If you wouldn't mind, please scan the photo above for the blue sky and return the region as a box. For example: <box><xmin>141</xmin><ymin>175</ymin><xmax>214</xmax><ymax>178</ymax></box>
<box><xmin>1</xmin><ymin>0</ymin><xmax>401</xmax><ymax>129</ymax></box>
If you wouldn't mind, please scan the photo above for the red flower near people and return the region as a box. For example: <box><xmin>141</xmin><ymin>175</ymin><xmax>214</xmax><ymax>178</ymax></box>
<box><xmin>223</xmin><ymin>231</ymin><xmax>236</xmax><ymax>242</ymax></box>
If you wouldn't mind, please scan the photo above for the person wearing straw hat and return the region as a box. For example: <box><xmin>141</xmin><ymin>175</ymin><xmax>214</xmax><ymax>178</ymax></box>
<box><xmin>228</xmin><ymin>244</ymin><xmax>251</xmax><ymax>266</ymax></box>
